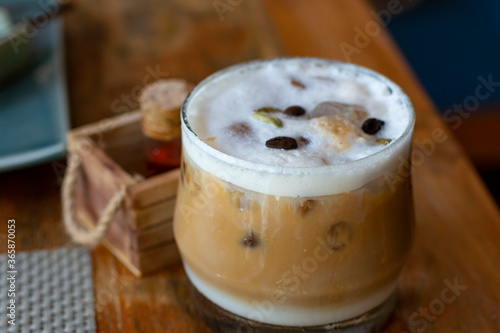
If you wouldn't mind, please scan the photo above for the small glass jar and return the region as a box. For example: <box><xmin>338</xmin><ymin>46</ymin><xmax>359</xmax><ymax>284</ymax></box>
<box><xmin>140</xmin><ymin>79</ymin><xmax>193</xmax><ymax>172</ymax></box>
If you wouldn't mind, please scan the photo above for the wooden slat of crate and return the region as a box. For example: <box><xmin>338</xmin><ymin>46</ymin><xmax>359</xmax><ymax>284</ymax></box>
<box><xmin>67</xmin><ymin>110</ymin><xmax>181</xmax><ymax>276</ymax></box>
<box><xmin>68</xmin><ymin>111</ymin><xmax>143</xmax><ymax>145</ymax></box>
<box><xmin>75</xmin><ymin>198</ymin><xmax>180</xmax><ymax>276</ymax></box>
<box><xmin>74</xmin><ymin>197</ymin><xmax>141</xmax><ymax>276</ymax></box>
<box><xmin>132</xmin><ymin>241</ymin><xmax>180</xmax><ymax>274</ymax></box>
<box><xmin>131</xmin><ymin>220</ymin><xmax>175</xmax><ymax>252</ymax></box>
<box><xmin>132</xmin><ymin>198</ymin><xmax>177</xmax><ymax>229</ymax></box>
<box><xmin>126</xmin><ymin>169</ymin><xmax>180</xmax><ymax>209</ymax></box>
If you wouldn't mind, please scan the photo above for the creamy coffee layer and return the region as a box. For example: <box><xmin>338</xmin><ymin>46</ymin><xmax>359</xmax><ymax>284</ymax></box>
<box><xmin>182</xmin><ymin>58</ymin><xmax>414</xmax><ymax>197</ymax></box>
<box><xmin>175</xmin><ymin>155</ymin><xmax>413</xmax><ymax>327</ymax></box>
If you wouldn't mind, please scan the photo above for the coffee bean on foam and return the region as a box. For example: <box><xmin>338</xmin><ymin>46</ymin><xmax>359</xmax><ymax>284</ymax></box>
<box><xmin>265</xmin><ymin>137</ymin><xmax>298</xmax><ymax>150</ymax></box>
<box><xmin>284</xmin><ymin>106</ymin><xmax>306</xmax><ymax>117</ymax></box>
<box><xmin>362</xmin><ymin>118</ymin><xmax>385</xmax><ymax>135</ymax></box>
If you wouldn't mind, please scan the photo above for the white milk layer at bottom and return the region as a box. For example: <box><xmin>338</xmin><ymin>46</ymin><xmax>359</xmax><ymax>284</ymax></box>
<box><xmin>185</xmin><ymin>264</ymin><xmax>397</xmax><ymax>327</ymax></box>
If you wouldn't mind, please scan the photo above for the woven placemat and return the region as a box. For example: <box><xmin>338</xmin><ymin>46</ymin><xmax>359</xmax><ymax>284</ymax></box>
<box><xmin>0</xmin><ymin>247</ymin><xmax>96</xmax><ymax>333</ymax></box>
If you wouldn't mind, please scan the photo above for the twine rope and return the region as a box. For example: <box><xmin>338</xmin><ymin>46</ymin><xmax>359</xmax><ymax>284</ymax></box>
<box><xmin>62</xmin><ymin>153</ymin><xmax>127</xmax><ymax>247</ymax></box>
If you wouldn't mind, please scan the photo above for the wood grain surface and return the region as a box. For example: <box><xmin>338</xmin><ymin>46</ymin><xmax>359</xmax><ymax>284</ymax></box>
<box><xmin>1</xmin><ymin>0</ymin><xmax>499</xmax><ymax>332</ymax></box>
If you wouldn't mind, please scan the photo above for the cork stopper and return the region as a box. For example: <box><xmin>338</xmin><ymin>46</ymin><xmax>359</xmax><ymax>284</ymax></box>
<box><xmin>140</xmin><ymin>79</ymin><xmax>194</xmax><ymax>141</ymax></box>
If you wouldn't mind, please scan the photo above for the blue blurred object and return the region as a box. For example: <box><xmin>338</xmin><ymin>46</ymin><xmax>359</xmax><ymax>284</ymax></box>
<box><xmin>0</xmin><ymin>0</ymin><xmax>61</xmax><ymax>83</ymax></box>
<box><xmin>0</xmin><ymin>9</ymin><xmax>37</xmax><ymax>84</ymax></box>
<box><xmin>0</xmin><ymin>0</ymin><xmax>61</xmax><ymax>21</ymax></box>
<box><xmin>0</xmin><ymin>7</ymin><xmax>11</xmax><ymax>36</ymax></box>
<box><xmin>0</xmin><ymin>18</ymin><xmax>68</xmax><ymax>172</ymax></box>
<box><xmin>388</xmin><ymin>0</ymin><xmax>500</xmax><ymax>111</ymax></box>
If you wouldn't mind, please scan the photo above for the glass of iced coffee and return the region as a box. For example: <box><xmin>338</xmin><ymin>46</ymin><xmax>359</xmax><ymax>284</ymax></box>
<box><xmin>174</xmin><ymin>58</ymin><xmax>415</xmax><ymax>332</ymax></box>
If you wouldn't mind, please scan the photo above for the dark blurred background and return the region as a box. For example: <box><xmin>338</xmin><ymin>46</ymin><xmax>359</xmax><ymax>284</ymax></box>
<box><xmin>371</xmin><ymin>0</ymin><xmax>500</xmax><ymax>204</ymax></box>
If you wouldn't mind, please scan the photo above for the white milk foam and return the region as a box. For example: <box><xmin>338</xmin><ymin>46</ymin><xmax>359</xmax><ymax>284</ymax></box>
<box><xmin>182</xmin><ymin>58</ymin><xmax>414</xmax><ymax>197</ymax></box>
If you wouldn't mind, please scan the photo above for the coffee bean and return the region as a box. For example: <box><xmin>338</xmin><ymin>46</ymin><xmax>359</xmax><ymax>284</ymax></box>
<box><xmin>265</xmin><ymin>137</ymin><xmax>298</xmax><ymax>150</ymax></box>
<box><xmin>284</xmin><ymin>106</ymin><xmax>306</xmax><ymax>117</ymax></box>
<box><xmin>361</xmin><ymin>118</ymin><xmax>385</xmax><ymax>135</ymax></box>
<box><xmin>326</xmin><ymin>221</ymin><xmax>353</xmax><ymax>251</ymax></box>
<box><xmin>296</xmin><ymin>199</ymin><xmax>316</xmax><ymax>216</ymax></box>
<box><xmin>242</xmin><ymin>231</ymin><xmax>260</xmax><ymax>248</ymax></box>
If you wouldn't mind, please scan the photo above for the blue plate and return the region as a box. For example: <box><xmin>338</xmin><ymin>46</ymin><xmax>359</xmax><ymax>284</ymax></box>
<box><xmin>0</xmin><ymin>18</ymin><xmax>69</xmax><ymax>172</ymax></box>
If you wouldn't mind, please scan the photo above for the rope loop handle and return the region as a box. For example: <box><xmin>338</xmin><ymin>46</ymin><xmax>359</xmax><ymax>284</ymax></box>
<box><xmin>62</xmin><ymin>153</ymin><xmax>126</xmax><ymax>247</ymax></box>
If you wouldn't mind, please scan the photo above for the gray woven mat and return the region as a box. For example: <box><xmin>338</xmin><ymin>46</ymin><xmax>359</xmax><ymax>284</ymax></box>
<box><xmin>1</xmin><ymin>247</ymin><xmax>96</xmax><ymax>333</ymax></box>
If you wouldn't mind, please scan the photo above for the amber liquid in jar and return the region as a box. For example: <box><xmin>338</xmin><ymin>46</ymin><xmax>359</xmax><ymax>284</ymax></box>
<box><xmin>144</xmin><ymin>136</ymin><xmax>182</xmax><ymax>171</ymax></box>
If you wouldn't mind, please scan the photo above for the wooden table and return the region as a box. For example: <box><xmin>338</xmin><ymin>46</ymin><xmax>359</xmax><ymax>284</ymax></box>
<box><xmin>1</xmin><ymin>0</ymin><xmax>500</xmax><ymax>331</ymax></box>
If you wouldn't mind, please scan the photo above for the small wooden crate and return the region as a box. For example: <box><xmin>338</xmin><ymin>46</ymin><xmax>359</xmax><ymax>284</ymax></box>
<box><xmin>67</xmin><ymin>111</ymin><xmax>181</xmax><ymax>276</ymax></box>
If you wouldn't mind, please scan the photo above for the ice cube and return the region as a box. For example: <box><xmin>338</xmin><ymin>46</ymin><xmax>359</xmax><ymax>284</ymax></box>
<box><xmin>308</xmin><ymin>102</ymin><xmax>368</xmax><ymax>125</ymax></box>
<box><xmin>311</xmin><ymin>115</ymin><xmax>374</xmax><ymax>152</ymax></box>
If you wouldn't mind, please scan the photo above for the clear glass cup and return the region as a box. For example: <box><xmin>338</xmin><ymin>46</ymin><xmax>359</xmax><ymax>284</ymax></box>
<box><xmin>174</xmin><ymin>58</ymin><xmax>415</xmax><ymax>332</ymax></box>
